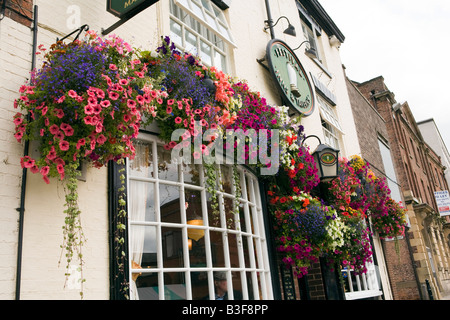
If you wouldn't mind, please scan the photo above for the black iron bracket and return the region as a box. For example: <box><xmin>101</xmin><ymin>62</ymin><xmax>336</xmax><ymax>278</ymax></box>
<box><xmin>56</xmin><ymin>24</ymin><xmax>89</xmax><ymax>42</ymax></box>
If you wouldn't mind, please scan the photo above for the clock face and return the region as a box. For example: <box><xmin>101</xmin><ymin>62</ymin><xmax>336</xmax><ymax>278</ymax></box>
<box><xmin>266</xmin><ymin>39</ymin><xmax>315</xmax><ymax>116</ymax></box>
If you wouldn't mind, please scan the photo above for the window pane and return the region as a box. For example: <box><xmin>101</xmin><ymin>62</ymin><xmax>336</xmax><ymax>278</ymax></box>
<box><xmin>185</xmin><ymin>29</ymin><xmax>198</xmax><ymax>55</ymax></box>
<box><xmin>170</xmin><ymin>19</ymin><xmax>183</xmax><ymax>47</ymax></box>
<box><xmin>221</xmin><ymin>165</ymin><xmax>232</xmax><ymax>194</ymax></box>
<box><xmin>210</xmin><ymin>231</ymin><xmax>225</xmax><ymax>267</ymax></box>
<box><xmin>131</xmin><ymin>225</ymin><xmax>158</xmax><ymax>269</ymax></box>
<box><xmin>228</xmin><ymin>233</ymin><xmax>241</xmax><ymax>268</ymax></box>
<box><xmin>231</xmin><ymin>271</ymin><xmax>244</xmax><ymax>299</ymax></box>
<box><xmin>223</xmin><ymin>195</ymin><xmax>237</xmax><ymax>229</ymax></box>
<box><xmin>200</xmin><ymin>40</ymin><xmax>212</xmax><ymax>65</ymax></box>
<box><xmin>157</xmin><ymin>145</ymin><xmax>179</xmax><ymax>182</ymax></box>
<box><xmin>188</xmin><ymin>229</ymin><xmax>206</xmax><ymax>267</ymax></box>
<box><xmin>162</xmin><ymin>227</ymin><xmax>184</xmax><ymax>268</ymax></box>
<box><xmin>191</xmin><ymin>271</ymin><xmax>208</xmax><ymax>299</ymax></box>
<box><xmin>160</xmin><ymin>184</ymin><xmax>181</xmax><ymax>223</ymax></box>
<box><xmin>191</xmin><ymin>0</ymin><xmax>204</xmax><ymax>18</ymax></box>
<box><xmin>130</xmin><ymin>140</ymin><xmax>153</xmax><ymax>178</ymax></box>
<box><xmin>185</xmin><ymin>189</ymin><xmax>203</xmax><ymax>221</ymax></box>
<box><xmin>215</xmin><ymin>50</ymin><xmax>227</xmax><ymax>73</ymax></box>
<box><xmin>135</xmin><ymin>273</ymin><xmax>159</xmax><ymax>300</ymax></box>
<box><xmin>129</xmin><ymin>180</ymin><xmax>156</xmax><ymax>222</ymax></box>
<box><xmin>242</xmin><ymin>236</ymin><xmax>251</xmax><ymax>268</ymax></box>
<box><xmin>164</xmin><ymin>272</ymin><xmax>187</xmax><ymax>300</ymax></box>
<box><xmin>182</xmin><ymin>163</ymin><xmax>201</xmax><ymax>186</ymax></box>
<box><xmin>206</xmin><ymin>191</ymin><xmax>220</xmax><ymax>227</ymax></box>
<box><xmin>201</xmin><ymin>0</ymin><xmax>211</xmax><ymax>12</ymax></box>
<box><xmin>205</xmin><ymin>12</ymin><xmax>218</xmax><ymax>31</ymax></box>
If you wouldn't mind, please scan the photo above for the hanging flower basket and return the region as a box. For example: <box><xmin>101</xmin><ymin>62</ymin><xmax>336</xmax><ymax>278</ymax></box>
<box><xmin>13</xmin><ymin>31</ymin><xmax>167</xmax><ymax>297</ymax></box>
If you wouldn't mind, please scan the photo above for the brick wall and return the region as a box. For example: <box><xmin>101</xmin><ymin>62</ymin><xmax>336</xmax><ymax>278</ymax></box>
<box><xmin>347</xmin><ymin>76</ymin><xmax>422</xmax><ymax>300</ymax></box>
<box><xmin>2</xmin><ymin>0</ymin><xmax>34</xmax><ymax>27</ymax></box>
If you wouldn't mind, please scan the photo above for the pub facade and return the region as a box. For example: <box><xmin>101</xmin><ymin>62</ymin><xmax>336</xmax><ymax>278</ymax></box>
<box><xmin>1</xmin><ymin>0</ymin><xmax>404</xmax><ymax>300</ymax></box>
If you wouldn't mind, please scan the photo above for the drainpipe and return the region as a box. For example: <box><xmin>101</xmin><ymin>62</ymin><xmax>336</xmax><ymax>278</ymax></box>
<box><xmin>264</xmin><ymin>0</ymin><xmax>276</xmax><ymax>39</ymax></box>
<box><xmin>15</xmin><ymin>4</ymin><xmax>38</xmax><ymax>300</ymax></box>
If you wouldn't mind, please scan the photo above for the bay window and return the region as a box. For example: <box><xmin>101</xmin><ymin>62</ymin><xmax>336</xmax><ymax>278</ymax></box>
<box><xmin>128</xmin><ymin>134</ymin><xmax>273</xmax><ymax>300</ymax></box>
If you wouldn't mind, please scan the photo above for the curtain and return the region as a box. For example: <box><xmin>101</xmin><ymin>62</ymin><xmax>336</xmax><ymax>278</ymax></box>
<box><xmin>129</xmin><ymin>141</ymin><xmax>151</xmax><ymax>300</ymax></box>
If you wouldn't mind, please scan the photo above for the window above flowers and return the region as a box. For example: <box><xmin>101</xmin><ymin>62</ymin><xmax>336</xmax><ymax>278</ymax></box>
<box><xmin>318</xmin><ymin>96</ymin><xmax>342</xmax><ymax>150</ymax></box>
<box><xmin>169</xmin><ymin>0</ymin><xmax>235</xmax><ymax>73</ymax></box>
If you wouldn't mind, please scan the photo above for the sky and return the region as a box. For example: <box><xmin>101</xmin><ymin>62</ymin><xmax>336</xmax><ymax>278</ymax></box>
<box><xmin>318</xmin><ymin>0</ymin><xmax>450</xmax><ymax>148</ymax></box>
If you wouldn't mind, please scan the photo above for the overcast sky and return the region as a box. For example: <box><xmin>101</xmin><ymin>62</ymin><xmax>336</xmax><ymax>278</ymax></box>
<box><xmin>318</xmin><ymin>0</ymin><xmax>450</xmax><ymax>148</ymax></box>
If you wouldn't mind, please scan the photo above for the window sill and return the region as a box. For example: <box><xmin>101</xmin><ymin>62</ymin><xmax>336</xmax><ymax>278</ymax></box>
<box><xmin>309</xmin><ymin>56</ymin><xmax>333</xmax><ymax>79</ymax></box>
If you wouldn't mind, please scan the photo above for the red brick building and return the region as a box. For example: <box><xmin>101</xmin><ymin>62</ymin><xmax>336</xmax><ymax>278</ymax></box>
<box><xmin>349</xmin><ymin>75</ymin><xmax>450</xmax><ymax>300</ymax></box>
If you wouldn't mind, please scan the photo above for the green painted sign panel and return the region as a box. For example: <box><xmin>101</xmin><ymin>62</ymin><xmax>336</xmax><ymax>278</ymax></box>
<box><xmin>266</xmin><ymin>39</ymin><xmax>315</xmax><ymax>116</ymax></box>
<box><xmin>107</xmin><ymin>0</ymin><xmax>155</xmax><ymax>18</ymax></box>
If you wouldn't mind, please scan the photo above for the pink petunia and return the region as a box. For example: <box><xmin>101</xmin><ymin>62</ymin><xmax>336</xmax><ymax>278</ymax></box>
<box><xmin>54</xmin><ymin>131</ymin><xmax>65</xmax><ymax>141</ymax></box>
<box><xmin>127</xmin><ymin>99</ymin><xmax>136</xmax><ymax>108</ymax></box>
<box><xmin>49</xmin><ymin>124</ymin><xmax>60</xmax><ymax>135</ymax></box>
<box><xmin>76</xmin><ymin>138</ymin><xmax>86</xmax><ymax>150</ymax></box>
<box><xmin>47</xmin><ymin>146</ymin><xmax>57</xmax><ymax>160</ymax></box>
<box><xmin>100</xmin><ymin>100</ymin><xmax>111</xmax><ymax>108</ymax></box>
<box><xmin>166</xmin><ymin>106</ymin><xmax>172</xmax><ymax>114</ymax></box>
<box><xmin>30</xmin><ymin>165</ymin><xmax>39</xmax><ymax>174</ymax></box>
<box><xmin>119</xmin><ymin>79</ymin><xmax>128</xmax><ymax>86</ymax></box>
<box><xmin>109</xmin><ymin>91</ymin><xmax>119</xmax><ymax>100</ymax></box>
<box><xmin>92</xmin><ymin>104</ymin><xmax>102</xmax><ymax>114</ymax></box>
<box><xmin>84</xmin><ymin>104</ymin><xmax>94</xmax><ymax>115</ymax></box>
<box><xmin>109</xmin><ymin>64</ymin><xmax>117</xmax><ymax>70</ymax></box>
<box><xmin>96</xmin><ymin>134</ymin><xmax>107</xmax><ymax>145</ymax></box>
<box><xmin>21</xmin><ymin>156</ymin><xmax>35</xmax><ymax>169</ymax></box>
<box><xmin>136</xmin><ymin>95</ymin><xmax>145</xmax><ymax>105</ymax></box>
<box><xmin>68</xmin><ymin>90</ymin><xmax>78</xmax><ymax>98</ymax></box>
<box><xmin>40</xmin><ymin>166</ymin><xmax>50</xmax><ymax>176</ymax></box>
<box><xmin>175</xmin><ymin>117</ymin><xmax>182</xmax><ymax>124</ymax></box>
<box><xmin>55</xmin><ymin>108</ymin><xmax>64</xmax><ymax>118</ymax></box>
<box><xmin>95</xmin><ymin>122</ymin><xmax>103</xmax><ymax>133</ymax></box>
<box><xmin>84</xmin><ymin>116</ymin><xmax>93</xmax><ymax>125</ymax></box>
<box><xmin>42</xmin><ymin>175</ymin><xmax>50</xmax><ymax>184</ymax></box>
<box><xmin>14</xmin><ymin>131</ymin><xmax>23</xmax><ymax>142</ymax></box>
<box><xmin>59</xmin><ymin>140</ymin><xmax>70</xmax><ymax>151</ymax></box>
<box><xmin>13</xmin><ymin>117</ymin><xmax>23</xmax><ymax>126</ymax></box>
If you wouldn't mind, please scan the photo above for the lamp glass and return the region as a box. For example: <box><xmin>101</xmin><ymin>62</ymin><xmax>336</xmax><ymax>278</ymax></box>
<box><xmin>312</xmin><ymin>144</ymin><xmax>339</xmax><ymax>182</ymax></box>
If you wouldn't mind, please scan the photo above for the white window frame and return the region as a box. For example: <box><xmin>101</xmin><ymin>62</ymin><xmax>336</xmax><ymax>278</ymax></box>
<box><xmin>169</xmin><ymin>0</ymin><xmax>235</xmax><ymax>72</ymax></box>
<box><xmin>318</xmin><ymin>96</ymin><xmax>342</xmax><ymax>150</ymax></box>
<box><xmin>342</xmin><ymin>263</ymin><xmax>383</xmax><ymax>300</ymax></box>
<box><xmin>127</xmin><ymin>133</ymin><xmax>273</xmax><ymax>300</ymax></box>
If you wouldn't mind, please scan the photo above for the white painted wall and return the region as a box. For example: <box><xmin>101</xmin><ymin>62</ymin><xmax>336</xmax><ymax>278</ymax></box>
<box><xmin>0</xmin><ymin>16</ymin><xmax>33</xmax><ymax>300</ymax></box>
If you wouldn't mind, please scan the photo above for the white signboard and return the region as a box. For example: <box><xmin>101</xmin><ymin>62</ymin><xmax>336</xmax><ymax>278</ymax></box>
<box><xmin>434</xmin><ymin>190</ymin><xmax>450</xmax><ymax>217</ymax></box>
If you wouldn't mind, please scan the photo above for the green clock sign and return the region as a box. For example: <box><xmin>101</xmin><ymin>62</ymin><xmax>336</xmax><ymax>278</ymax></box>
<box><xmin>107</xmin><ymin>0</ymin><xmax>157</xmax><ymax>18</ymax></box>
<box><xmin>266</xmin><ymin>39</ymin><xmax>315</xmax><ymax>116</ymax></box>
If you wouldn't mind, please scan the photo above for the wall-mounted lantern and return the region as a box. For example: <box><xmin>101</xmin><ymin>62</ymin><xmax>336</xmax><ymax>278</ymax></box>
<box><xmin>303</xmin><ymin>135</ymin><xmax>339</xmax><ymax>182</ymax></box>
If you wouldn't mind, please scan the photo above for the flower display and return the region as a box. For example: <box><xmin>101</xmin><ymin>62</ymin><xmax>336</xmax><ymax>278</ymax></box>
<box><xmin>269</xmin><ymin>190</ymin><xmax>347</xmax><ymax>278</ymax></box>
<box><xmin>13</xmin><ymin>31</ymin><xmax>166</xmax><ymax>296</ymax></box>
<box><xmin>12</xmin><ymin>32</ymin><xmax>409</xmax><ymax>294</ymax></box>
<box><xmin>14</xmin><ymin>31</ymin><xmax>164</xmax><ymax>183</ymax></box>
